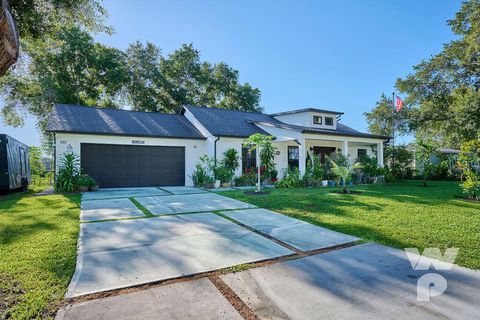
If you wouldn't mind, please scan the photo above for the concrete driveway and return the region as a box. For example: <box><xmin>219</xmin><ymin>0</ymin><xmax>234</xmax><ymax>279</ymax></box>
<box><xmin>67</xmin><ymin>187</ymin><xmax>357</xmax><ymax>298</ymax></box>
<box><xmin>59</xmin><ymin>187</ymin><xmax>480</xmax><ymax>319</ymax></box>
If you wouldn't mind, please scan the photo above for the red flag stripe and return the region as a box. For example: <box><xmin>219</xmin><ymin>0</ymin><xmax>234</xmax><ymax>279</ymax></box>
<box><xmin>396</xmin><ymin>96</ymin><xmax>403</xmax><ymax>112</ymax></box>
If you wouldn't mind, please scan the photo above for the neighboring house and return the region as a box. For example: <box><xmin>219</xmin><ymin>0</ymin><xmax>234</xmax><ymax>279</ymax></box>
<box><xmin>46</xmin><ymin>104</ymin><xmax>389</xmax><ymax>187</ymax></box>
<box><xmin>411</xmin><ymin>146</ymin><xmax>460</xmax><ymax>173</ymax></box>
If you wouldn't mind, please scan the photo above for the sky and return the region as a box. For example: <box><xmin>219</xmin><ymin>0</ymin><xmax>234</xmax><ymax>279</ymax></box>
<box><xmin>0</xmin><ymin>0</ymin><xmax>462</xmax><ymax>146</ymax></box>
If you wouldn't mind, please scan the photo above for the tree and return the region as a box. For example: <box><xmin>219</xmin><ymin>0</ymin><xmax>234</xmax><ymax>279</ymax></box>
<box><xmin>0</xmin><ymin>26</ymin><xmax>129</xmax><ymax>132</ymax></box>
<box><xmin>394</xmin><ymin>0</ymin><xmax>480</xmax><ymax>146</ymax></box>
<box><xmin>29</xmin><ymin>146</ymin><xmax>45</xmax><ymax>175</ymax></box>
<box><xmin>126</xmin><ymin>42</ymin><xmax>262</xmax><ymax>113</ymax></box>
<box><xmin>0</xmin><ymin>0</ymin><xmax>108</xmax><ymax>77</ymax></box>
<box><xmin>243</xmin><ymin>134</ymin><xmax>274</xmax><ymax>192</ymax></box>
<box><xmin>9</xmin><ymin>0</ymin><xmax>109</xmax><ymax>40</ymax></box>
<box><xmin>416</xmin><ymin>139</ymin><xmax>438</xmax><ymax>187</ymax></box>
<box><xmin>364</xmin><ymin>94</ymin><xmax>410</xmax><ymax>137</ymax></box>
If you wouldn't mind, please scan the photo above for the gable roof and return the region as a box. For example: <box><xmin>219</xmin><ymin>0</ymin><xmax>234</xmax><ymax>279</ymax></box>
<box><xmin>46</xmin><ymin>104</ymin><xmax>206</xmax><ymax>139</ymax></box>
<box><xmin>270</xmin><ymin>108</ymin><xmax>344</xmax><ymax>116</ymax></box>
<box><xmin>181</xmin><ymin>105</ymin><xmax>282</xmax><ymax>138</ymax></box>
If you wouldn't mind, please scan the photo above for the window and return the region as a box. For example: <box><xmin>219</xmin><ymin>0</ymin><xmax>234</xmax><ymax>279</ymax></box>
<box><xmin>357</xmin><ymin>149</ymin><xmax>367</xmax><ymax>160</ymax></box>
<box><xmin>242</xmin><ymin>147</ymin><xmax>256</xmax><ymax>172</ymax></box>
<box><xmin>313</xmin><ymin>116</ymin><xmax>322</xmax><ymax>125</ymax></box>
<box><xmin>288</xmin><ymin>146</ymin><xmax>299</xmax><ymax>170</ymax></box>
<box><xmin>325</xmin><ymin>117</ymin><xmax>334</xmax><ymax>126</ymax></box>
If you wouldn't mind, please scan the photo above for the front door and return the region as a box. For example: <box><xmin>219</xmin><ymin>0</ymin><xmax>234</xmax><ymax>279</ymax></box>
<box><xmin>312</xmin><ymin>147</ymin><xmax>336</xmax><ymax>164</ymax></box>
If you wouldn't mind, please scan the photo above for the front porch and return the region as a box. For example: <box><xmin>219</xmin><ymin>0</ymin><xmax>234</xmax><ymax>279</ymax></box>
<box><xmin>272</xmin><ymin>135</ymin><xmax>385</xmax><ymax>177</ymax></box>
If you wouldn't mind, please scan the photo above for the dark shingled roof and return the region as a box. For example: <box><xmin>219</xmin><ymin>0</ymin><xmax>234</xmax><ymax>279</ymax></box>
<box><xmin>184</xmin><ymin>105</ymin><xmax>388</xmax><ymax>140</ymax></box>
<box><xmin>182</xmin><ymin>105</ymin><xmax>283</xmax><ymax>138</ymax></box>
<box><xmin>46</xmin><ymin>104</ymin><xmax>206</xmax><ymax>139</ymax></box>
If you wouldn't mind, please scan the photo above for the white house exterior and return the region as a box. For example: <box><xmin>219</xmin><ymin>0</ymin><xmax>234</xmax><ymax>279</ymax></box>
<box><xmin>47</xmin><ymin>104</ymin><xmax>389</xmax><ymax>187</ymax></box>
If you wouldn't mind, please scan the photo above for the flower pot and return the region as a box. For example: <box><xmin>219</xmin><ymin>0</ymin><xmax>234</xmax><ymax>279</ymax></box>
<box><xmin>321</xmin><ymin>180</ymin><xmax>328</xmax><ymax>187</ymax></box>
<box><xmin>90</xmin><ymin>184</ymin><xmax>100</xmax><ymax>191</ymax></box>
<box><xmin>79</xmin><ymin>186</ymin><xmax>89</xmax><ymax>192</ymax></box>
<box><xmin>214</xmin><ymin>180</ymin><xmax>221</xmax><ymax>188</ymax></box>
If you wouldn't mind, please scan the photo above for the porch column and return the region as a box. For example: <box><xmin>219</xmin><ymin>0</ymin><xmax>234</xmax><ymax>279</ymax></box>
<box><xmin>298</xmin><ymin>137</ymin><xmax>306</xmax><ymax>175</ymax></box>
<box><xmin>377</xmin><ymin>142</ymin><xmax>384</xmax><ymax>167</ymax></box>
<box><xmin>342</xmin><ymin>140</ymin><xmax>349</xmax><ymax>161</ymax></box>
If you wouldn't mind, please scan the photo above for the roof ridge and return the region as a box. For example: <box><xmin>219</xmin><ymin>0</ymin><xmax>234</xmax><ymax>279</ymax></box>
<box><xmin>184</xmin><ymin>105</ymin><xmax>266</xmax><ymax>115</ymax></box>
<box><xmin>54</xmin><ymin>104</ymin><xmax>182</xmax><ymax>117</ymax></box>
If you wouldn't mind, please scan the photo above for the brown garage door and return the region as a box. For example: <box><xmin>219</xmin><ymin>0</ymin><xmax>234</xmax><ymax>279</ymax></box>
<box><xmin>80</xmin><ymin>143</ymin><xmax>185</xmax><ymax>188</ymax></box>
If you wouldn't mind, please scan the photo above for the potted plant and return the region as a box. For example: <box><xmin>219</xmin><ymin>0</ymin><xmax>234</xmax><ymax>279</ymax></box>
<box><xmin>77</xmin><ymin>174</ymin><xmax>91</xmax><ymax>192</ymax></box>
<box><xmin>216</xmin><ymin>166</ymin><xmax>233</xmax><ymax>188</ymax></box>
<box><xmin>77</xmin><ymin>173</ymin><xmax>98</xmax><ymax>192</ymax></box>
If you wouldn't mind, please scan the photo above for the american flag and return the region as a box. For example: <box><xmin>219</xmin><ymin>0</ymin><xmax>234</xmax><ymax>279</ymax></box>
<box><xmin>396</xmin><ymin>96</ymin><xmax>403</xmax><ymax>112</ymax></box>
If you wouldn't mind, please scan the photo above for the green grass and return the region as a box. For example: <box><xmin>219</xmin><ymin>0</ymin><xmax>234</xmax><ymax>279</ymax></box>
<box><xmin>129</xmin><ymin>197</ymin><xmax>155</xmax><ymax>217</ymax></box>
<box><xmin>219</xmin><ymin>180</ymin><xmax>480</xmax><ymax>270</ymax></box>
<box><xmin>0</xmin><ymin>189</ymin><xmax>81</xmax><ymax>319</ymax></box>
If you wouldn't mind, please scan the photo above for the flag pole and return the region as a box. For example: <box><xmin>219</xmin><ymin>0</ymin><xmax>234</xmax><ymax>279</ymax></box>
<box><xmin>392</xmin><ymin>92</ymin><xmax>396</xmax><ymax>168</ymax></box>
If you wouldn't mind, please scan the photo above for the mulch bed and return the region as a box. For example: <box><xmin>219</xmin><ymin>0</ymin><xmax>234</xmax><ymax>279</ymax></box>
<box><xmin>244</xmin><ymin>191</ymin><xmax>270</xmax><ymax>196</ymax></box>
<box><xmin>329</xmin><ymin>190</ymin><xmax>363</xmax><ymax>194</ymax></box>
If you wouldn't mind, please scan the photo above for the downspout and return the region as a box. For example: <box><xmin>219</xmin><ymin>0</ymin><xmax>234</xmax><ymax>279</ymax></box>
<box><xmin>213</xmin><ymin>136</ymin><xmax>220</xmax><ymax>180</ymax></box>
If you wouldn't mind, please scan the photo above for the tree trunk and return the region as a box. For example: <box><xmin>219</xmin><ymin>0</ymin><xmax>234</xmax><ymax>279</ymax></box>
<box><xmin>0</xmin><ymin>0</ymin><xmax>19</xmax><ymax>77</ymax></box>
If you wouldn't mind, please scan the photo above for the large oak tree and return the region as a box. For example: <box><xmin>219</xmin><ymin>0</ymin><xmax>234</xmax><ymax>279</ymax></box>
<box><xmin>365</xmin><ymin>0</ymin><xmax>480</xmax><ymax>147</ymax></box>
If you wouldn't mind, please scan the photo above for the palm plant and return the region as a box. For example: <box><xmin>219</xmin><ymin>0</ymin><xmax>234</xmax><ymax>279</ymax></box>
<box><xmin>330</xmin><ymin>160</ymin><xmax>363</xmax><ymax>193</ymax></box>
<box><xmin>55</xmin><ymin>152</ymin><xmax>80</xmax><ymax>193</ymax></box>
<box><xmin>416</xmin><ymin>139</ymin><xmax>438</xmax><ymax>187</ymax></box>
<box><xmin>222</xmin><ymin>148</ymin><xmax>240</xmax><ymax>185</ymax></box>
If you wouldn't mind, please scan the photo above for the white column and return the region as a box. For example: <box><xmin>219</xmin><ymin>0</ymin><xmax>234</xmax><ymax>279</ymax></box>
<box><xmin>342</xmin><ymin>140</ymin><xmax>349</xmax><ymax>162</ymax></box>
<box><xmin>377</xmin><ymin>142</ymin><xmax>384</xmax><ymax>167</ymax></box>
<box><xmin>298</xmin><ymin>137</ymin><xmax>306</xmax><ymax>175</ymax></box>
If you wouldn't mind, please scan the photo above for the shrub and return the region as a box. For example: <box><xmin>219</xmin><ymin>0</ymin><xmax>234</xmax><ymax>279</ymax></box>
<box><xmin>55</xmin><ymin>152</ymin><xmax>80</xmax><ymax>193</ymax></box>
<box><xmin>275</xmin><ymin>168</ymin><xmax>302</xmax><ymax>188</ymax></box>
<box><xmin>190</xmin><ymin>155</ymin><xmax>215</xmax><ymax>187</ymax></box>
<box><xmin>360</xmin><ymin>155</ymin><xmax>380</xmax><ymax>178</ymax></box>
<box><xmin>78</xmin><ymin>174</ymin><xmax>96</xmax><ymax>188</ymax></box>
<box><xmin>234</xmin><ymin>169</ymin><xmax>257</xmax><ymax>186</ymax></box>
<box><xmin>384</xmin><ymin>145</ymin><xmax>415</xmax><ymax>179</ymax></box>
<box><xmin>215</xmin><ymin>165</ymin><xmax>233</xmax><ymax>184</ymax></box>
<box><xmin>458</xmin><ymin>139</ymin><xmax>480</xmax><ymax>200</ymax></box>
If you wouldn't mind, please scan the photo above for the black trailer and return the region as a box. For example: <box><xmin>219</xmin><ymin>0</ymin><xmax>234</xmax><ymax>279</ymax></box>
<box><xmin>0</xmin><ymin>134</ymin><xmax>30</xmax><ymax>191</ymax></box>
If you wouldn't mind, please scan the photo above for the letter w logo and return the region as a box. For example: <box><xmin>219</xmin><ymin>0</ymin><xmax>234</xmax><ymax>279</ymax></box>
<box><xmin>405</xmin><ymin>248</ymin><xmax>459</xmax><ymax>271</ymax></box>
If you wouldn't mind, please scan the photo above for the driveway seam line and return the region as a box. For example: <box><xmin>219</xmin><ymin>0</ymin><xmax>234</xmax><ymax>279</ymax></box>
<box><xmin>213</xmin><ymin>211</ymin><xmax>303</xmax><ymax>254</ymax></box>
<box><xmin>208</xmin><ymin>274</ymin><xmax>258</xmax><ymax>320</ymax></box>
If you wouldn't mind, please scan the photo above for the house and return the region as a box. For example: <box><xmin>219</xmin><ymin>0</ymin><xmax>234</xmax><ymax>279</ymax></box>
<box><xmin>46</xmin><ymin>104</ymin><xmax>389</xmax><ymax>188</ymax></box>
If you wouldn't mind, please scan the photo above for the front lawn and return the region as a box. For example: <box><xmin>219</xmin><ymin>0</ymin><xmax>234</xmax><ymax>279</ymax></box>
<box><xmin>0</xmin><ymin>189</ymin><xmax>81</xmax><ymax>319</ymax></box>
<box><xmin>220</xmin><ymin>180</ymin><xmax>480</xmax><ymax>269</ymax></box>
